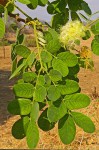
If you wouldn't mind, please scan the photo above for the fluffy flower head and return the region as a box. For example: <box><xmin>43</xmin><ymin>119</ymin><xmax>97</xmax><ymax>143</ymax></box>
<box><xmin>59</xmin><ymin>20</ymin><xmax>86</xmax><ymax>47</ymax></box>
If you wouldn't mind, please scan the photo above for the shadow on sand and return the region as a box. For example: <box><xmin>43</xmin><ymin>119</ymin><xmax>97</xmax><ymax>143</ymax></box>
<box><xmin>0</xmin><ymin>70</ymin><xmax>16</xmax><ymax>125</ymax></box>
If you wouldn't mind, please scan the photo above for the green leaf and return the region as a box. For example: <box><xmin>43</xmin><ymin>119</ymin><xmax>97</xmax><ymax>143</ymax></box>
<box><xmin>47</xmin><ymin>0</ymin><xmax>67</xmax><ymax>14</ymax></box>
<box><xmin>44</xmin><ymin>28</ymin><xmax>59</xmax><ymax>42</ymax></box>
<box><xmin>17</xmin><ymin>79</ymin><xmax>24</xmax><ymax>84</ymax></box>
<box><xmin>81</xmin><ymin>1</ymin><xmax>92</xmax><ymax>15</ymax></box>
<box><xmin>68</xmin><ymin>65</ymin><xmax>80</xmax><ymax>76</ymax></box>
<box><xmin>38</xmin><ymin>0</ymin><xmax>48</xmax><ymax>6</ymax></box>
<box><xmin>52</xmin><ymin>10</ymin><xmax>69</xmax><ymax>29</ymax></box>
<box><xmin>56</xmin><ymin>0</ymin><xmax>68</xmax><ymax>12</ymax></box>
<box><xmin>58</xmin><ymin>114</ymin><xmax>76</xmax><ymax>144</ymax></box>
<box><xmin>15</xmin><ymin>45</ymin><xmax>31</xmax><ymax>58</ymax></box>
<box><xmin>74</xmin><ymin>39</ymin><xmax>80</xmax><ymax>45</ymax></box>
<box><xmin>7</xmin><ymin>98</ymin><xmax>32</xmax><ymax>115</ymax></box>
<box><xmin>48</xmin><ymin>28</ymin><xmax>59</xmax><ymax>39</ymax></box>
<box><xmin>37</xmin><ymin>75</ymin><xmax>45</xmax><ymax>86</ymax></box>
<box><xmin>13</xmin><ymin>83</ymin><xmax>34</xmax><ymax>98</ymax></box>
<box><xmin>91</xmin><ymin>21</ymin><xmax>99</xmax><ymax>35</ymax></box>
<box><xmin>59</xmin><ymin>79</ymin><xmax>79</xmax><ymax>95</ymax></box>
<box><xmin>18</xmin><ymin>0</ymin><xmax>30</xmax><ymax>4</ymax></box>
<box><xmin>46</xmin><ymin>39</ymin><xmax>61</xmax><ymax>54</ymax></box>
<box><xmin>11</xmin><ymin>43</ymin><xmax>17</xmax><ymax>61</ymax></box>
<box><xmin>64</xmin><ymin>93</ymin><xmax>90</xmax><ymax>109</ymax></box>
<box><xmin>44</xmin><ymin>74</ymin><xmax>51</xmax><ymax>85</ymax></box>
<box><xmin>17</xmin><ymin>34</ymin><xmax>24</xmax><ymax>44</ymax></box>
<box><xmin>4</xmin><ymin>7</ymin><xmax>8</xmax><ymax>24</ymax></box>
<box><xmin>12</xmin><ymin>116</ymin><xmax>30</xmax><ymax>139</ymax></box>
<box><xmin>44</xmin><ymin>31</ymin><xmax>53</xmax><ymax>43</ymax></box>
<box><xmin>30</xmin><ymin>102</ymin><xmax>39</xmax><ymax>121</ymax></box>
<box><xmin>38</xmin><ymin>108</ymin><xmax>55</xmax><ymax>131</ymax></box>
<box><xmin>41</xmin><ymin>51</ymin><xmax>52</xmax><ymax>63</ymax></box>
<box><xmin>47</xmin><ymin>102</ymin><xmax>67</xmax><ymax>122</ymax></box>
<box><xmin>47</xmin><ymin>85</ymin><xmax>61</xmax><ymax>101</ymax></box>
<box><xmin>71</xmin><ymin>11</ymin><xmax>81</xmax><ymax>21</ymax></box>
<box><xmin>25</xmin><ymin>52</ymin><xmax>35</xmax><ymax>66</ymax></box>
<box><xmin>95</xmin><ymin>35</ymin><xmax>99</xmax><ymax>42</ymax></box>
<box><xmin>10</xmin><ymin>61</ymin><xmax>25</xmax><ymax>79</ymax></box>
<box><xmin>0</xmin><ymin>4</ymin><xmax>4</xmax><ymax>13</ymax></box>
<box><xmin>10</xmin><ymin>52</ymin><xmax>35</xmax><ymax>79</ymax></box>
<box><xmin>68</xmin><ymin>0</ymin><xmax>82</xmax><ymax>11</ymax></box>
<box><xmin>35</xmin><ymin>61</ymin><xmax>41</xmax><ymax>72</ymax></box>
<box><xmin>82</xmin><ymin>30</ymin><xmax>91</xmax><ymax>40</ymax></box>
<box><xmin>0</xmin><ymin>18</ymin><xmax>5</xmax><ymax>38</ymax></box>
<box><xmin>23</xmin><ymin>72</ymin><xmax>37</xmax><ymax>83</ymax></box>
<box><xmin>11</xmin><ymin>58</ymin><xmax>17</xmax><ymax>74</ymax></box>
<box><xmin>71</xmin><ymin>112</ymin><xmax>95</xmax><ymax>133</ymax></box>
<box><xmin>6</xmin><ymin>2</ymin><xmax>14</xmax><ymax>13</ymax></box>
<box><xmin>26</xmin><ymin>121</ymin><xmax>39</xmax><ymax>149</ymax></box>
<box><xmin>47</xmin><ymin>1</ymin><xmax>60</xmax><ymax>14</ymax></box>
<box><xmin>52</xmin><ymin>58</ymin><xmax>69</xmax><ymax>77</ymax></box>
<box><xmin>57</xmin><ymin>52</ymin><xmax>78</xmax><ymax>67</ymax></box>
<box><xmin>34</xmin><ymin>85</ymin><xmax>47</xmax><ymax>102</ymax></box>
<box><xmin>49</xmin><ymin>69</ymin><xmax>62</xmax><ymax>82</ymax></box>
<box><xmin>29</xmin><ymin>0</ymin><xmax>38</xmax><ymax>9</ymax></box>
<box><xmin>91</xmin><ymin>39</ymin><xmax>99</xmax><ymax>55</ymax></box>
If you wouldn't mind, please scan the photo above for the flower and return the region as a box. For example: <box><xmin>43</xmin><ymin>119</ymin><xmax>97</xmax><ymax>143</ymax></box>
<box><xmin>59</xmin><ymin>20</ymin><xmax>86</xmax><ymax>48</ymax></box>
<box><xmin>80</xmin><ymin>46</ymin><xmax>92</xmax><ymax>59</ymax></box>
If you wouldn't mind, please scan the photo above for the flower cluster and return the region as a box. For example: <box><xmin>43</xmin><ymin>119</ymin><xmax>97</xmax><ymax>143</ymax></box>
<box><xmin>59</xmin><ymin>20</ymin><xmax>86</xmax><ymax>48</ymax></box>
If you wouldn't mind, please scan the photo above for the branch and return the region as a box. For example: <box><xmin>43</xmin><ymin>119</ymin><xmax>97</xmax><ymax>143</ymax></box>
<box><xmin>8</xmin><ymin>12</ymin><xmax>26</xmax><ymax>23</ymax></box>
<box><xmin>14</xmin><ymin>4</ymin><xmax>32</xmax><ymax>20</ymax></box>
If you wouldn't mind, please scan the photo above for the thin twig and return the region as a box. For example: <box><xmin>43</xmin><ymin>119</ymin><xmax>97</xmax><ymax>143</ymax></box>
<box><xmin>8</xmin><ymin>12</ymin><xmax>26</xmax><ymax>23</ymax></box>
<box><xmin>14</xmin><ymin>4</ymin><xmax>32</xmax><ymax>20</ymax></box>
<box><xmin>78</xmin><ymin>132</ymin><xmax>85</xmax><ymax>150</ymax></box>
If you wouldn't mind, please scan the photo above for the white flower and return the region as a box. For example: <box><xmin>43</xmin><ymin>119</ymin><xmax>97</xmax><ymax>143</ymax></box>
<box><xmin>59</xmin><ymin>20</ymin><xmax>86</xmax><ymax>48</ymax></box>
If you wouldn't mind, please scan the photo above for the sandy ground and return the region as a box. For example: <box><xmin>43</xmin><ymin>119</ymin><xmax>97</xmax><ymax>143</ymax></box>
<box><xmin>0</xmin><ymin>42</ymin><xmax>99</xmax><ymax>149</ymax></box>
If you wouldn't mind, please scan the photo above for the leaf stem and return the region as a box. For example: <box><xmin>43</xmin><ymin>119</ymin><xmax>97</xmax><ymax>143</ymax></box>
<box><xmin>33</xmin><ymin>23</ymin><xmax>45</xmax><ymax>77</ymax></box>
<box><xmin>86</xmin><ymin>18</ymin><xmax>99</xmax><ymax>27</ymax></box>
